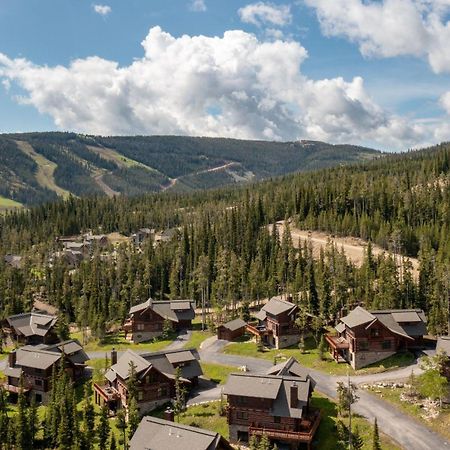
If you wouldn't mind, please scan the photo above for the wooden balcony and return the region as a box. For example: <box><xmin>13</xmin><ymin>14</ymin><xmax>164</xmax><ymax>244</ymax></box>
<box><xmin>249</xmin><ymin>410</ymin><xmax>321</xmax><ymax>444</ymax></box>
<box><xmin>325</xmin><ymin>333</ymin><xmax>349</xmax><ymax>350</ymax></box>
<box><xmin>2</xmin><ymin>382</ymin><xmax>32</xmax><ymax>394</ymax></box>
<box><xmin>93</xmin><ymin>383</ymin><xmax>120</xmax><ymax>402</ymax></box>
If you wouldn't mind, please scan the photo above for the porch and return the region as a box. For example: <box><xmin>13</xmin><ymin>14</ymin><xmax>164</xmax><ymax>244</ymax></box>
<box><xmin>325</xmin><ymin>334</ymin><xmax>349</xmax><ymax>363</ymax></box>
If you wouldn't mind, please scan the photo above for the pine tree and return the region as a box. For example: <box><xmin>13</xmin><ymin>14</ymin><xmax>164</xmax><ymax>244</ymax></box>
<box><xmin>83</xmin><ymin>384</ymin><xmax>95</xmax><ymax>448</ymax></box>
<box><xmin>318</xmin><ymin>334</ymin><xmax>327</xmax><ymax>361</ymax></box>
<box><xmin>16</xmin><ymin>376</ymin><xmax>31</xmax><ymax>450</ymax></box>
<box><xmin>97</xmin><ymin>405</ymin><xmax>110</xmax><ymax>450</ymax></box>
<box><xmin>258</xmin><ymin>434</ymin><xmax>271</xmax><ymax>450</ymax></box>
<box><xmin>173</xmin><ymin>366</ymin><xmax>187</xmax><ymax>421</ymax></box>
<box><xmin>372</xmin><ymin>418</ymin><xmax>381</xmax><ymax>450</ymax></box>
<box><xmin>110</xmin><ymin>434</ymin><xmax>117</xmax><ymax>450</ymax></box>
<box><xmin>352</xmin><ymin>425</ymin><xmax>364</xmax><ymax>450</ymax></box>
<box><xmin>116</xmin><ymin>409</ymin><xmax>127</xmax><ymax>450</ymax></box>
<box><xmin>128</xmin><ymin>397</ymin><xmax>140</xmax><ymax>440</ymax></box>
<box><xmin>28</xmin><ymin>396</ymin><xmax>38</xmax><ymax>448</ymax></box>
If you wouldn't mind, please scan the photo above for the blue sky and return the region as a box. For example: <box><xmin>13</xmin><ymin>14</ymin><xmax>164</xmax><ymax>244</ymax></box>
<box><xmin>0</xmin><ymin>0</ymin><xmax>449</xmax><ymax>150</ymax></box>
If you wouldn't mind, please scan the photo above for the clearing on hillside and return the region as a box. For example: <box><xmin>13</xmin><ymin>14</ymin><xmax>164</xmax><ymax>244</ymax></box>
<box><xmin>15</xmin><ymin>140</ymin><xmax>71</xmax><ymax>199</ymax></box>
<box><xmin>0</xmin><ymin>195</ymin><xmax>23</xmax><ymax>211</ymax></box>
<box><xmin>275</xmin><ymin>220</ymin><xmax>419</xmax><ymax>277</ymax></box>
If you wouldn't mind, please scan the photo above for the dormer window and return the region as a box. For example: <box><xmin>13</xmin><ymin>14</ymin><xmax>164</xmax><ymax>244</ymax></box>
<box><xmin>370</xmin><ymin>328</ymin><xmax>380</xmax><ymax>338</ymax></box>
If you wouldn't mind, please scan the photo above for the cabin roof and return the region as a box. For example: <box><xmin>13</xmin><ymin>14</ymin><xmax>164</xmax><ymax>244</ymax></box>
<box><xmin>220</xmin><ymin>318</ymin><xmax>247</xmax><ymax>331</ymax></box>
<box><xmin>130</xmin><ymin>416</ymin><xmax>229</xmax><ymax>450</ymax></box>
<box><xmin>129</xmin><ymin>299</ymin><xmax>195</xmax><ymax>322</ymax></box>
<box><xmin>262</xmin><ymin>297</ymin><xmax>297</xmax><ymax>316</ymax></box>
<box><xmin>6</xmin><ymin>312</ymin><xmax>57</xmax><ymax>338</ymax></box>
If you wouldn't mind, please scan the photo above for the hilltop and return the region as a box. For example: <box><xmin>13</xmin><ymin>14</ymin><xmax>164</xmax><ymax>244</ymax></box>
<box><xmin>0</xmin><ymin>132</ymin><xmax>380</xmax><ymax>208</ymax></box>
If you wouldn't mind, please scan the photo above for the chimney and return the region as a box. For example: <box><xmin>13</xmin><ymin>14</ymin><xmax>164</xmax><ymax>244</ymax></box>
<box><xmin>8</xmin><ymin>350</ymin><xmax>17</xmax><ymax>368</ymax></box>
<box><xmin>111</xmin><ymin>348</ymin><xmax>117</xmax><ymax>365</ymax></box>
<box><xmin>290</xmin><ymin>382</ymin><xmax>298</xmax><ymax>409</ymax></box>
<box><xmin>164</xmin><ymin>407</ymin><xmax>175</xmax><ymax>422</ymax></box>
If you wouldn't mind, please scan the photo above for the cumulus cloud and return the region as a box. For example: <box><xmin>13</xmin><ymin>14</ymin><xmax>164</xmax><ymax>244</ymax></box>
<box><xmin>238</xmin><ymin>2</ymin><xmax>292</xmax><ymax>27</ymax></box>
<box><xmin>441</xmin><ymin>91</ymin><xmax>450</xmax><ymax>114</ymax></box>
<box><xmin>304</xmin><ymin>0</ymin><xmax>450</xmax><ymax>74</ymax></box>
<box><xmin>0</xmin><ymin>26</ymin><xmax>437</xmax><ymax>149</ymax></box>
<box><xmin>93</xmin><ymin>4</ymin><xmax>111</xmax><ymax>16</ymax></box>
<box><xmin>189</xmin><ymin>0</ymin><xmax>207</xmax><ymax>12</ymax></box>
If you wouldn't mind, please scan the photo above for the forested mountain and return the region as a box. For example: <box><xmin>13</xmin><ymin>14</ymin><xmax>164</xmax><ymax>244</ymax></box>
<box><xmin>0</xmin><ymin>132</ymin><xmax>380</xmax><ymax>207</ymax></box>
<box><xmin>0</xmin><ymin>142</ymin><xmax>448</xmax><ymax>338</ymax></box>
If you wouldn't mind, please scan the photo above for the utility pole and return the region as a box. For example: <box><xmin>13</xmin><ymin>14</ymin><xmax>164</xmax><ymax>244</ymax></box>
<box><xmin>348</xmin><ymin>371</ymin><xmax>352</xmax><ymax>450</ymax></box>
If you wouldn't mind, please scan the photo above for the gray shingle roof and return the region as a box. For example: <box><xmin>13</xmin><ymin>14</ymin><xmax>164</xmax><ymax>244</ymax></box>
<box><xmin>223</xmin><ymin>372</ymin><xmax>313</xmax><ymax>419</ymax></box>
<box><xmin>6</xmin><ymin>312</ymin><xmax>58</xmax><ymax>338</ymax></box>
<box><xmin>130</xmin><ymin>416</ymin><xmax>229</xmax><ymax>450</ymax></box>
<box><xmin>340</xmin><ymin>306</ymin><xmax>375</xmax><ymax>328</ymax></box>
<box><xmin>266</xmin><ymin>357</ymin><xmax>314</xmax><ymax>387</ymax></box>
<box><xmin>220</xmin><ymin>318</ymin><xmax>247</xmax><ymax>331</ymax></box>
<box><xmin>141</xmin><ymin>348</ymin><xmax>203</xmax><ymax>380</ymax></box>
<box><xmin>129</xmin><ymin>299</ymin><xmax>195</xmax><ymax>322</ymax></box>
<box><xmin>262</xmin><ymin>298</ymin><xmax>297</xmax><ymax>316</ymax></box>
<box><xmin>110</xmin><ymin>350</ymin><xmax>151</xmax><ymax>380</ymax></box>
<box><xmin>15</xmin><ymin>346</ymin><xmax>61</xmax><ymax>370</ymax></box>
<box><xmin>371</xmin><ymin>309</ymin><xmax>427</xmax><ymax>339</ymax></box>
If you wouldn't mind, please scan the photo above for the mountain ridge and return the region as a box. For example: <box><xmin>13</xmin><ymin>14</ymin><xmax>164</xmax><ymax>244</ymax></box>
<box><xmin>0</xmin><ymin>132</ymin><xmax>381</xmax><ymax>208</ymax></box>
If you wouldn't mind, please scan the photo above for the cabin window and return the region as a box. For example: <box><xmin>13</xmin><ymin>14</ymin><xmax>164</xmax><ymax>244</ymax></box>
<box><xmin>35</xmin><ymin>393</ymin><xmax>42</xmax><ymax>403</ymax></box>
<box><xmin>235</xmin><ymin>396</ymin><xmax>246</xmax><ymax>405</ymax></box>
<box><xmin>358</xmin><ymin>341</ymin><xmax>369</xmax><ymax>351</ymax></box>
<box><xmin>137</xmin><ymin>323</ymin><xmax>145</xmax><ymax>331</ymax></box>
<box><xmin>35</xmin><ymin>379</ymin><xmax>42</xmax><ymax>386</ymax></box>
<box><xmin>138</xmin><ymin>391</ymin><xmax>144</xmax><ymax>401</ymax></box>
<box><xmin>382</xmin><ymin>340</ymin><xmax>392</xmax><ymax>350</ymax></box>
<box><xmin>236</xmin><ymin>411</ymin><xmax>249</xmax><ymax>420</ymax></box>
<box><xmin>274</xmin><ymin>416</ymin><xmax>281</xmax><ymax>423</ymax></box>
<box><xmin>370</xmin><ymin>328</ymin><xmax>380</xmax><ymax>338</ymax></box>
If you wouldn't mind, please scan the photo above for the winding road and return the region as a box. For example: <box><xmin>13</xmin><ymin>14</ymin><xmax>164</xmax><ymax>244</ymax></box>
<box><xmin>1</xmin><ymin>332</ymin><xmax>448</xmax><ymax>450</ymax></box>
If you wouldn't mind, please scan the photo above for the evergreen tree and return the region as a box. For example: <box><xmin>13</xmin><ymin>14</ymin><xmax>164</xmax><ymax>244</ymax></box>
<box><xmin>372</xmin><ymin>418</ymin><xmax>381</xmax><ymax>450</ymax></box>
<box><xmin>128</xmin><ymin>397</ymin><xmax>140</xmax><ymax>440</ymax></box>
<box><xmin>173</xmin><ymin>366</ymin><xmax>187</xmax><ymax>421</ymax></box>
<box><xmin>83</xmin><ymin>384</ymin><xmax>95</xmax><ymax>448</ymax></box>
<box><xmin>352</xmin><ymin>425</ymin><xmax>364</xmax><ymax>450</ymax></box>
<box><xmin>97</xmin><ymin>405</ymin><xmax>110</xmax><ymax>450</ymax></box>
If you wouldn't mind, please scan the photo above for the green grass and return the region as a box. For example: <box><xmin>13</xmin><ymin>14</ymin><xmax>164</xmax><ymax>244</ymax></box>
<box><xmin>0</xmin><ymin>195</ymin><xmax>23</xmax><ymax>210</ymax></box>
<box><xmin>223</xmin><ymin>335</ymin><xmax>414</xmax><ymax>376</ymax></box>
<box><xmin>312</xmin><ymin>393</ymin><xmax>401</xmax><ymax>449</ymax></box>
<box><xmin>200</xmin><ymin>363</ymin><xmax>237</xmax><ymax>385</ymax></box>
<box><xmin>184</xmin><ymin>329</ymin><xmax>213</xmax><ymax>350</ymax></box>
<box><xmin>367</xmin><ymin>386</ymin><xmax>450</xmax><ymax>442</ymax></box>
<box><xmin>150</xmin><ymin>401</ymin><xmax>229</xmax><ymax>438</ymax></box>
<box><xmin>70</xmin><ymin>330</ymin><xmax>174</xmax><ymax>352</ymax></box>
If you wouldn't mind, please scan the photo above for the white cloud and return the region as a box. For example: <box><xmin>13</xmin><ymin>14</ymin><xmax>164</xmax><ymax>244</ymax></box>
<box><xmin>238</xmin><ymin>2</ymin><xmax>292</xmax><ymax>27</ymax></box>
<box><xmin>441</xmin><ymin>91</ymin><xmax>450</xmax><ymax>114</ymax></box>
<box><xmin>304</xmin><ymin>0</ymin><xmax>450</xmax><ymax>74</ymax></box>
<box><xmin>189</xmin><ymin>0</ymin><xmax>207</xmax><ymax>12</ymax></box>
<box><xmin>93</xmin><ymin>4</ymin><xmax>111</xmax><ymax>16</ymax></box>
<box><xmin>0</xmin><ymin>27</ymin><xmax>442</xmax><ymax>149</ymax></box>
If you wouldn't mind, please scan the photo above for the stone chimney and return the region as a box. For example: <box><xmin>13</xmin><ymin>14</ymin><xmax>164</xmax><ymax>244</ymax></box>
<box><xmin>8</xmin><ymin>350</ymin><xmax>16</xmax><ymax>368</ymax></box>
<box><xmin>290</xmin><ymin>382</ymin><xmax>298</xmax><ymax>409</ymax></box>
<box><xmin>164</xmin><ymin>407</ymin><xmax>175</xmax><ymax>422</ymax></box>
<box><xmin>111</xmin><ymin>348</ymin><xmax>117</xmax><ymax>365</ymax></box>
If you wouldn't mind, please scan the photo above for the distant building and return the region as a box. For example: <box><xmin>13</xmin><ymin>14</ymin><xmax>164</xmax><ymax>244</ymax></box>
<box><xmin>247</xmin><ymin>297</ymin><xmax>301</xmax><ymax>349</ymax></box>
<box><xmin>123</xmin><ymin>299</ymin><xmax>195</xmax><ymax>343</ymax></box>
<box><xmin>130</xmin><ymin>416</ymin><xmax>233</xmax><ymax>450</ymax></box>
<box><xmin>93</xmin><ymin>348</ymin><xmax>202</xmax><ymax>414</ymax></box>
<box><xmin>326</xmin><ymin>306</ymin><xmax>427</xmax><ymax>369</ymax></box>
<box><xmin>223</xmin><ymin>357</ymin><xmax>320</xmax><ymax>449</ymax></box>
<box><xmin>154</xmin><ymin>228</ymin><xmax>178</xmax><ymax>244</ymax></box>
<box><xmin>5</xmin><ymin>312</ymin><xmax>58</xmax><ymax>345</ymax></box>
<box><xmin>2</xmin><ymin>339</ymin><xmax>89</xmax><ymax>404</ymax></box>
<box><xmin>131</xmin><ymin>228</ymin><xmax>154</xmax><ymax>246</ymax></box>
<box><xmin>217</xmin><ymin>318</ymin><xmax>247</xmax><ymax>341</ymax></box>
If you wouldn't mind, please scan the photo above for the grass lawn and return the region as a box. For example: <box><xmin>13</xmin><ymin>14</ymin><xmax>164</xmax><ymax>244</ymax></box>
<box><xmin>0</xmin><ymin>195</ymin><xmax>23</xmax><ymax>210</ymax></box>
<box><xmin>184</xmin><ymin>329</ymin><xmax>214</xmax><ymax>350</ymax></box>
<box><xmin>150</xmin><ymin>401</ymin><xmax>229</xmax><ymax>439</ymax></box>
<box><xmin>70</xmin><ymin>330</ymin><xmax>174</xmax><ymax>353</ymax></box>
<box><xmin>312</xmin><ymin>393</ymin><xmax>401</xmax><ymax>449</ymax></box>
<box><xmin>200</xmin><ymin>362</ymin><xmax>237</xmax><ymax>384</ymax></box>
<box><xmin>223</xmin><ymin>335</ymin><xmax>414</xmax><ymax>376</ymax></box>
<box><xmin>367</xmin><ymin>386</ymin><xmax>450</xmax><ymax>442</ymax></box>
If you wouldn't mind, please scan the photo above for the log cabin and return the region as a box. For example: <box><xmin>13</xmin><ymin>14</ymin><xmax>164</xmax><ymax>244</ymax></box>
<box><xmin>326</xmin><ymin>306</ymin><xmax>427</xmax><ymax>369</ymax></box>
<box><xmin>93</xmin><ymin>348</ymin><xmax>202</xmax><ymax>414</ymax></box>
<box><xmin>4</xmin><ymin>312</ymin><xmax>58</xmax><ymax>345</ymax></box>
<box><xmin>223</xmin><ymin>358</ymin><xmax>320</xmax><ymax>450</ymax></box>
<box><xmin>217</xmin><ymin>318</ymin><xmax>247</xmax><ymax>341</ymax></box>
<box><xmin>123</xmin><ymin>298</ymin><xmax>195</xmax><ymax>343</ymax></box>
<box><xmin>2</xmin><ymin>339</ymin><xmax>89</xmax><ymax>404</ymax></box>
<box><xmin>249</xmin><ymin>297</ymin><xmax>301</xmax><ymax>349</ymax></box>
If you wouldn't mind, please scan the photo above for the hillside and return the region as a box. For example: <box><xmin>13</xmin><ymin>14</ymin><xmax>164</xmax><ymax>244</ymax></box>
<box><xmin>0</xmin><ymin>132</ymin><xmax>380</xmax><ymax>207</ymax></box>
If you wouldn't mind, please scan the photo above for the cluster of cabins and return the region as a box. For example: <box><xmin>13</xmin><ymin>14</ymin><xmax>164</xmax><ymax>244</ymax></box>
<box><xmin>2</xmin><ymin>297</ymin><xmax>447</xmax><ymax>450</ymax></box>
